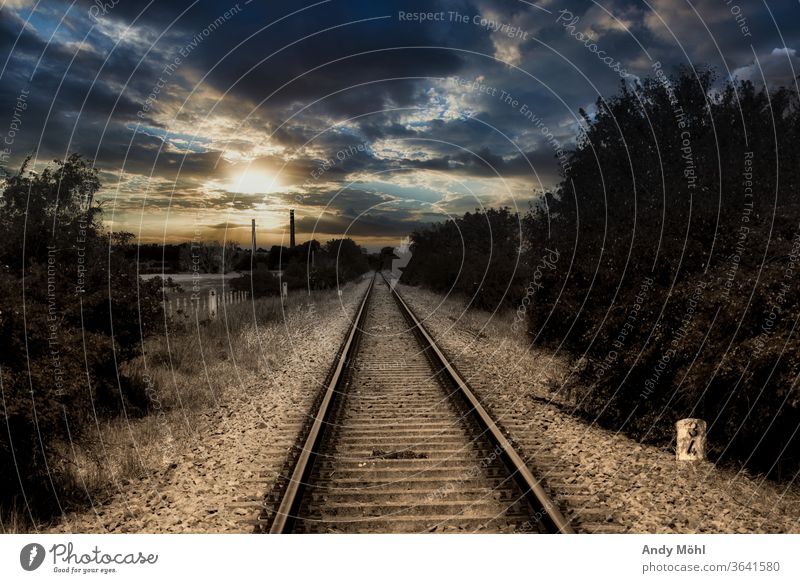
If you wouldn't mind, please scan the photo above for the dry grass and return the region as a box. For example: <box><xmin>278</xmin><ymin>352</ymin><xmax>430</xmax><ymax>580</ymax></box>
<box><xmin>126</xmin><ymin>285</ymin><xmax>351</xmax><ymax>411</ymax></box>
<box><xmin>0</xmin><ymin>505</ymin><xmax>27</xmax><ymax>533</ymax></box>
<box><xmin>12</xmin><ymin>281</ymin><xmax>365</xmax><ymax>532</ymax></box>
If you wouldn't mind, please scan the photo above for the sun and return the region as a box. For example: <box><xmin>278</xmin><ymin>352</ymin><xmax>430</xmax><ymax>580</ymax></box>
<box><xmin>228</xmin><ymin>168</ymin><xmax>282</xmax><ymax>195</ymax></box>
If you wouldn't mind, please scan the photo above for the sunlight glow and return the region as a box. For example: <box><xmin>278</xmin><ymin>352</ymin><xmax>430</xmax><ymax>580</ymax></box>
<box><xmin>228</xmin><ymin>168</ymin><xmax>282</xmax><ymax>195</ymax></box>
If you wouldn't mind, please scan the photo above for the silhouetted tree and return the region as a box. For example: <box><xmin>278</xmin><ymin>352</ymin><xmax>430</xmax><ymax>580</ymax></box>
<box><xmin>0</xmin><ymin>155</ymin><xmax>163</xmax><ymax>515</ymax></box>
<box><xmin>401</xmin><ymin>207</ymin><xmax>523</xmax><ymax>310</ymax></box>
<box><xmin>525</xmin><ymin>68</ymin><xmax>800</xmax><ymax>476</ymax></box>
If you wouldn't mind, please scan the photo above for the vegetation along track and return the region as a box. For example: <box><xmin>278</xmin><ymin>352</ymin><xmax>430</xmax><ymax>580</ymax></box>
<box><xmin>256</xmin><ymin>272</ymin><xmax>573</xmax><ymax>533</ymax></box>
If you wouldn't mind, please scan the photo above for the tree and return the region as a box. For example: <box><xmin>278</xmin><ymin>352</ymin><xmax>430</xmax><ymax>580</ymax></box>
<box><xmin>232</xmin><ymin>237</ymin><xmax>369</xmax><ymax>297</ymax></box>
<box><xmin>0</xmin><ymin>155</ymin><xmax>163</xmax><ymax>516</ymax></box>
<box><xmin>323</xmin><ymin>238</ymin><xmax>369</xmax><ymax>282</ymax></box>
<box><xmin>524</xmin><ymin>68</ymin><xmax>800</xmax><ymax>476</ymax></box>
<box><xmin>178</xmin><ymin>241</ymin><xmax>239</xmax><ymax>273</ymax></box>
<box><xmin>401</xmin><ymin>207</ymin><xmax>523</xmax><ymax>310</ymax></box>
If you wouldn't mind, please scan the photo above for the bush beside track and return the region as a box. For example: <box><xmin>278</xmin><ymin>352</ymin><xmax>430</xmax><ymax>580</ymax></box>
<box><xmin>403</xmin><ymin>69</ymin><xmax>800</xmax><ymax>479</ymax></box>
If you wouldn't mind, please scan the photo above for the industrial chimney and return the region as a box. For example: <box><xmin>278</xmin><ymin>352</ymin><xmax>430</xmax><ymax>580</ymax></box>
<box><xmin>251</xmin><ymin>218</ymin><xmax>257</xmax><ymax>255</ymax></box>
<box><xmin>290</xmin><ymin>209</ymin><xmax>296</xmax><ymax>248</ymax></box>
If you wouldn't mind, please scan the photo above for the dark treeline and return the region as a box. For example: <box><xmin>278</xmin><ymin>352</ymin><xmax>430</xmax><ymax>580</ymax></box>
<box><xmin>130</xmin><ymin>241</ymin><xmax>311</xmax><ymax>274</ymax></box>
<box><xmin>138</xmin><ymin>242</ymin><xmax>246</xmax><ymax>273</ymax></box>
<box><xmin>401</xmin><ymin>208</ymin><xmax>523</xmax><ymax>311</ymax></box>
<box><xmin>405</xmin><ymin>68</ymin><xmax>800</xmax><ymax>478</ymax></box>
<box><xmin>0</xmin><ymin>155</ymin><xmax>165</xmax><ymax>516</ymax></box>
<box><xmin>129</xmin><ymin>236</ymin><xmax>372</xmax><ymax>282</ymax></box>
<box><xmin>232</xmin><ymin>238</ymin><xmax>371</xmax><ymax>297</ymax></box>
<box><xmin>126</xmin><ymin>242</ymin><xmax>250</xmax><ymax>273</ymax></box>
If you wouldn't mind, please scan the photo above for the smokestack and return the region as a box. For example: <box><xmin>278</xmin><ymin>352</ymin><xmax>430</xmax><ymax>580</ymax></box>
<box><xmin>251</xmin><ymin>219</ymin><xmax>257</xmax><ymax>255</ymax></box>
<box><xmin>290</xmin><ymin>209</ymin><xmax>296</xmax><ymax>249</ymax></box>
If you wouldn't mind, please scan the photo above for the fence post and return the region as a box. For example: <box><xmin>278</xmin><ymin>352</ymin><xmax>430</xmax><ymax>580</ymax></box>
<box><xmin>208</xmin><ymin>289</ymin><xmax>218</xmax><ymax>319</ymax></box>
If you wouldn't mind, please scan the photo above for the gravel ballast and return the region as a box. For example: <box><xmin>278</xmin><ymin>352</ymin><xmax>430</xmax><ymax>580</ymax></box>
<box><xmin>46</xmin><ymin>279</ymin><xmax>369</xmax><ymax>534</ymax></box>
<box><xmin>43</xmin><ymin>278</ymin><xmax>799</xmax><ymax>534</ymax></box>
<box><xmin>398</xmin><ymin>283</ymin><xmax>800</xmax><ymax>534</ymax></box>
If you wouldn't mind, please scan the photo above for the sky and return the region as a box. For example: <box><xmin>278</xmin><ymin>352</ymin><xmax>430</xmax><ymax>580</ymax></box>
<box><xmin>1</xmin><ymin>0</ymin><xmax>798</xmax><ymax>250</ymax></box>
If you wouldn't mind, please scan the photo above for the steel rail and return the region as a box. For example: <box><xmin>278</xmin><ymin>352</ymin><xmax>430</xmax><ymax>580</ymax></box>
<box><xmin>268</xmin><ymin>273</ymin><xmax>375</xmax><ymax>533</ymax></box>
<box><xmin>383</xmin><ymin>273</ymin><xmax>576</xmax><ymax>534</ymax></box>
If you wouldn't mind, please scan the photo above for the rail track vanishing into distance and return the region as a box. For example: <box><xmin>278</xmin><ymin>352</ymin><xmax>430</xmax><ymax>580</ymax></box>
<box><xmin>256</xmin><ymin>272</ymin><xmax>575</xmax><ymax>534</ymax></box>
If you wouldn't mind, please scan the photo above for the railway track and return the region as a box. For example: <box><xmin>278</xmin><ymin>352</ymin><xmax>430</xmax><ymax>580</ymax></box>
<box><xmin>257</xmin><ymin>273</ymin><xmax>573</xmax><ymax>533</ymax></box>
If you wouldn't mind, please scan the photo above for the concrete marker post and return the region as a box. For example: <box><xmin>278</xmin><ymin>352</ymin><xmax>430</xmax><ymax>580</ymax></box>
<box><xmin>676</xmin><ymin>418</ymin><xmax>707</xmax><ymax>461</ymax></box>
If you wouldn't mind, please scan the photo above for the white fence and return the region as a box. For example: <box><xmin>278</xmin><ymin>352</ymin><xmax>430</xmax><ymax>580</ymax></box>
<box><xmin>162</xmin><ymin>289</ymin><xmax>249</xmax><ymax>320</ymax></box>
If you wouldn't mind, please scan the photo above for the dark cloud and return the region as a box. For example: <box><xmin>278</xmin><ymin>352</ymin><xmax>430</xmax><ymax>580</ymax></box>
<box><xmin>1</xmin><ymin>0</ymin><xmax>798</xmax><ymax>244</ymax></box>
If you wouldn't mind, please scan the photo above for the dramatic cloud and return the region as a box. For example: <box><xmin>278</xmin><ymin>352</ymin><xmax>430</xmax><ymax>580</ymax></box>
<box><xmin>1</xmin><ymin>0</ymin><xmax>798</xmax><ymax>248</ymax></box>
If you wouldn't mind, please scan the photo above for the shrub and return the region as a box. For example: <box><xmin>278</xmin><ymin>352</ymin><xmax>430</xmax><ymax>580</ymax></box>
<box><xmin>525</xmin><ymin>69</ymin><xmax>800</xmax><ymax>477</ymax></box>
<box><xmin>232</xmin><ymin>238</ymin><xmax>370</xmax><ymax>297</ymax></box>
<box><xmin>0</xmin><ymin>155</ymin><xmax>163</xmax><ymax>516</ymax></box>
<box><xmin>400</xmin><ymin>207</ymin><xmax>524</xmax><ymax>311</ymax></box>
